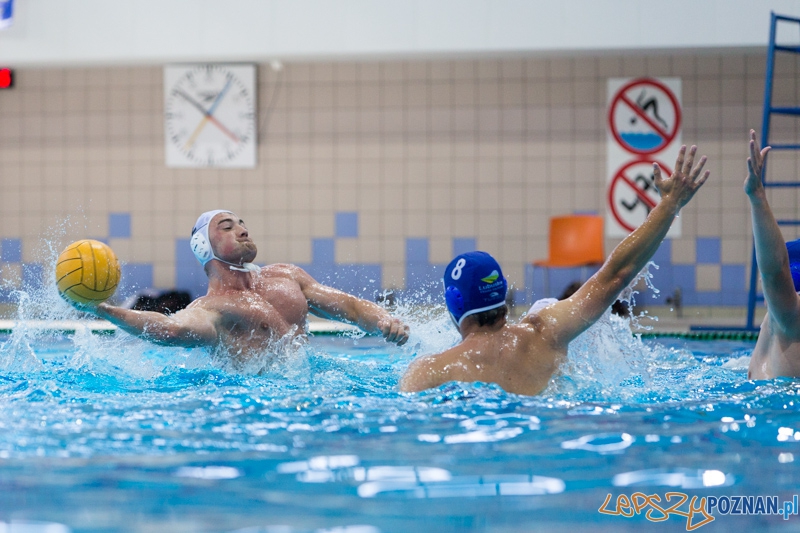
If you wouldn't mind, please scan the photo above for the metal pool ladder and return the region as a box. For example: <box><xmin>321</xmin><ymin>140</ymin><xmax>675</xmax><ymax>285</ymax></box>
<box><xmin>745</xmin><ymin>11</ymin><xmax>800</xmax><ymax>330</ymax></box>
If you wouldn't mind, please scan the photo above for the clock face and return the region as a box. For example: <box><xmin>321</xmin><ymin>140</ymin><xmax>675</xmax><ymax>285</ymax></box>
<box><xmin>164</xmin><ymin>64</ymin><xmax>257</xmax><ymax>168</ymax></box>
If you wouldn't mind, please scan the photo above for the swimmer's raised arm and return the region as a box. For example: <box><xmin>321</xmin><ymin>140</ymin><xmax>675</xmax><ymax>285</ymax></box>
<box><xmin>526</xmin><ymin>145</ymin><xmax>709</xmax><ymax>347</ymax></box>
<box><xmin>93</xmin><ymin>303</ymin><xmax>219</xmax><ymax>347</ymax></box>
<box><xmin>288</xmin><ymin>265</ymin><xmax>410</xmax><ymax>345</ymax></box>
<box><xmin>744</xmin><ymin>130</ymin><xmax>800</xmax><ymax>330</ymax></box>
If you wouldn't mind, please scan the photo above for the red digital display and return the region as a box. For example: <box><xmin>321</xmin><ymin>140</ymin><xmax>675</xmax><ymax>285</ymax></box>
<box><xmin>0</xmin><ymin>69</ymin><xmax>13</xmax><ymax>89</ymax></box>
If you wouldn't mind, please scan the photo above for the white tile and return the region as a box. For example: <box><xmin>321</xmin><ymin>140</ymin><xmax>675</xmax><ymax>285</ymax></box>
<box><xmin>721</xmin><ymin>238</ymin><xmax>749</xmax><ymax>264</ymax></box>
<box><xmin>405</xmin><ymin>210</ymin><xmax>428</xmax><ymax>236</ymax></box>
<box><xmin>382</xmin><ymin>262</ymin><xmax>406</xmax><ymax>290</ymax></box>
<box><xmin>671</xmin><ymin>238</ymin><xmax>696</xmax><ymax>264</ymax></box>
<box><xmin>358</xmin><ymin>238</ymin><xmax>382</xmax><ymax>263</ymax></box>
<box><xmin>429</xmin><ymin>236</ymin><xmax>451</xmax><ymax>263</ymax></box>
<box><xmin>335</xmin><ymin>239</ymin><xmax>358</xmax><ymax>263</ymax></box>
<box><xmin>287</xmin><ymin>238</ymin><xmax>311</xmax><ymax>264</ymax></box>
<box><xmin>696</xmin><ymin>264</ymin><xmax>721</xmax><ymax>291</ymax></box>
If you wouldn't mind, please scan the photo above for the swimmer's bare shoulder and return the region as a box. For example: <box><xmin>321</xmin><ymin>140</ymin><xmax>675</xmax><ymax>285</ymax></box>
<box><xmin>400</xmin><ymin>345</ymin><xmax>466</xmax><ymax>393</ymax></box>
<box><xmin>256</xmin><ymin>263</ymin><xmax>316</xmax><ymax>287</ymax></box>
<box><xmin>400</xmin><ymin>317</ymin><xmax>552</xmax><ymax>393</ymax></box>
<box><xmin>750</xmin><ymin>312</ymin><xmax>800</xmax><ymax>379</ymax></box>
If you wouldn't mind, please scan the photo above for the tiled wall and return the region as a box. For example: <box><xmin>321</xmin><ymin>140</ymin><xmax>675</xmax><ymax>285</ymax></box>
<box><xmin>1</xmin><ymin>52</ymin><xmax>799</xmax><ymax>307</ymax></box>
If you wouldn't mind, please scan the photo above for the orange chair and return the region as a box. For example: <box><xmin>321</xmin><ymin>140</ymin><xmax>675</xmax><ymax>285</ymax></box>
<box><xmin>533</xmin><ymin>215</ymin><xmax>605</xmax><ymax>298</ymax></box>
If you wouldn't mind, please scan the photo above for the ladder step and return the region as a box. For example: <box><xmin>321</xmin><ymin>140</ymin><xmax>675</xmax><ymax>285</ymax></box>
<box><xmin>765</xmin><ymin>181</ymin><xmax>800</xmax><ymax>187</ymax></box>
<box><xmin>767</xmin><ymin>144</ymin><xmax>800</xmax><ymax>151</ymax></box>
<box><xmin>770</xmin><ymin>106</ymin><xmax>800</xmax><ymax>116</ymax></box>
<box><xmin>774</xmin><ymin>14</ymin><xmax>800</xmax><ymax>24</ymax></box>
<box><xmin>777</xmin><ymin>220</ymin><xmax>800</xmax><ymax>226</ymax></box>
<box><xmin>775</xmin><ymin>45</ymin><xmax>800</xmax><ymax>53</ymax></box>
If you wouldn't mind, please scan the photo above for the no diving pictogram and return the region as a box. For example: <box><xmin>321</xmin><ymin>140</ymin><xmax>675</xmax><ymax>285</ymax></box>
<box><xmin>608</xmin><ymin>159</ymin><xmax>672</xmax><ymax>233</ymax></box>
<box><xmin>608</xmin><ymin>78</ymin><xmax>681</xmax><ymax>155</ymax></box>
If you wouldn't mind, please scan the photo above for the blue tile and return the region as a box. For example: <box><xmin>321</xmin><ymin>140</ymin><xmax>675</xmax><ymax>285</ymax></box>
<box><xmin>174</xmin><ymin>238</ymin><xmax>208</xmax><ymax>299</ymax></box>
<box><xmin>1</xmin><ymin>238</ymin><xmax>22</xmax><ymax>263</ymax></box>
<box><xmin>696</xmin><ymin>237</ymin><xmax>721</xmax><ymax>264</ymax></box>
<box><xmin>22</xmin><ymin>263</ymin><xmax>44</xmax><ymax>292</ymax></box>
<box><xmin>721</xmin><ymin>264</ymin><xmax>746</xmax><ymax>292</ymax></box>
<box><xmin>512</xmin><ymin>289</ymin><xmax>528</xmax><ymax>305</ymax></box>
<box><xmin>108</xmin><ymin>213</ymin><xmax>131</xmax><ymax>239</ymax></box>
<box><xmin>652</xmin><ymin>240</ymin><xmax>671</xmax><ymax>264</ymax></box>
<box><xmin>548</xmin><ymin>267</ymin><xmax>584</xmax><ymax>299</ymax></box>
<box><xmin>452</xmin><ymin>238</ymin><xmax>477</xmax><ymax>257</ymax></box>
<box><xmin>529</xmin><ymin>266</ymin><xmax>550</xmax><ymax>301</ymax></box>
<box><xmin>312</xmin><ymin>238</ymin><xmax>335</xmax><ymax>264</ymax></box>
<box><xmin>406</xmin><ymin>238</ymin><xmax>429</xmax><ymax>262</ymax></box>
<box><xmin>117</xmin><ymin>264</ymin><xmax>154</xmax><ymax>301</ymax></box>
<box><xmin>646</xmin><ymin>264</ymin><xmax>674</xmax><ymax>304</ymax></box>
<box><xmin>301</xmin><ymin>263</ymin><xmax>337</xmax><ymax>288</ymax></box>
<box><xmin>405</xmin><ymin>262</ymin><xmax>443</xmax><ymax>294</ymax></box>
<box><xmin>673</xmin><ymin>265</ymin><xmax>696</xmax><ymax>292</ymax></box>
<box><xmin>523</xmin><ymin>264</ymin><xmax>536</xmax><ymax>304</ymax></box>
<box><xmin>722</xmin><ymin>291</ymin><xmax>747</xmax><ymax>306</ymax></box>
<box><xmin>680</xmin><ymin>290</ymin><xmax>697</xmax><ymax>306</ymax></box>
<box><xmin>695</xmin><ymin>292</ymin><xmax>722</xmax><ymax>306</ymax></box>
<box><xmin>330</xmin><ymin>264</ymin><xmax>382</xmax><ymax>299</ymax></box>
<box><xmin>335</xmin><ymin>212</ymin><xmax>359</xmax><ymax>238</ymax></box>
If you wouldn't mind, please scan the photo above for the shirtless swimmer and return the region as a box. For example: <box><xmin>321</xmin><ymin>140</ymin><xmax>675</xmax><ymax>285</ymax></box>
<box><xmin>82</xmin><ymin>210</ymin><xmax>409</xmax><ymax>362</ymax></box>
<box><xmin>744</xmin><ymin>130</ymin><xmax>800</xmax><ymax>379</ymax></box>
<box><xmin>400</xmin><ymin>145</ymin><xmax>709</xmax><ymax>396</ymax></box>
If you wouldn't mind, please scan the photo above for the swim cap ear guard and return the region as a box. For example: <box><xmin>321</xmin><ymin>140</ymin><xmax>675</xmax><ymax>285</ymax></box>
<box><xmin>443</xmin><ymin>251</ymin><xmax>508</xmax><ymax>327</ymax></box>
<box><xmin>190</xmin><ymin>230</ymin><xmax>214</xmax><ymax>265</ymax></box>
<box><xmin>787</xmin><ymin>239</ymin><xmax>800</xmax><ymax>292</ymax></box>
<box><xmin>445</xmin><ymin>286</ymin><xmax>464</xmax><ymax>326</ymax></box>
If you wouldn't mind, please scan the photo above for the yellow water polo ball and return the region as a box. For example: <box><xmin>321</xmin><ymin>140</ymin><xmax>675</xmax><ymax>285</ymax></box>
<box><xmin>55</xmin><ymin>240</ymin><xmax>121</xmax><ymax>305</ymax></box>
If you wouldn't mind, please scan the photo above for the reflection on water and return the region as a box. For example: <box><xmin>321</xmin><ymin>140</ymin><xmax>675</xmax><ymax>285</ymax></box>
<box><xmin>613</xmin><ymin>468</ymin><xmax>734</xmax><ymax>489</ymax></box>
<box><xmin>274</xmin><ymin>455</ymin><xmax>564</xmax><ymax>499</ymax></box>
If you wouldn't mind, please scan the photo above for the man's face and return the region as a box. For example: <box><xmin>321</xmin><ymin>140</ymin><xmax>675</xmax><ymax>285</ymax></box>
<box><xmin>208</xmin><ymin>212</ymin><xmax>257</xmax><ymax>265</ymax></box>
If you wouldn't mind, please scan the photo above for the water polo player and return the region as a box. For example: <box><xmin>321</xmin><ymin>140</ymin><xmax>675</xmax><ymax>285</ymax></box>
<box><xmin>401</xmin><ymin>145</ymin><xmax>709</xmax><ymax>395</ymax></box>
<box><xmin>743</xmin><ymin>130</ymin><xmax>800</xmax><ymax>379</ymax></box>
<box><xmin>80</xmin><ymin>210</ymin><xmax>409</xmax><ymax>363</ymax></box>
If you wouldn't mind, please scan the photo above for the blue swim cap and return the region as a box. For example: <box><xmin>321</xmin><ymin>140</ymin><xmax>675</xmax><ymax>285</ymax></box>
<box><xmin>443</xmin><ymin>251</ymin><xmax>508</xmax><ymax>327</ymax></box>
<box><xmin>787</xmin><ymin>239</ymin><xmax>800</xmax><ymax>292</ymax></box>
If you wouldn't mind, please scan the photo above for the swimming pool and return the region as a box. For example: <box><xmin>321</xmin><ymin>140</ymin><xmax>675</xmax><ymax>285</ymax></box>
<box><xmin>0</xmin><ymin>307</ymin><xmax>798</xmax><ymax>533</ymax></box>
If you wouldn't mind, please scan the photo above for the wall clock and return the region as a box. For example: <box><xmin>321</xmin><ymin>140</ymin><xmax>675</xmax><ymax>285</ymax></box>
<box><xmin>164</xmin><ymin>64</ymin><xmax>256</xmax><ymax>168</ymax></box>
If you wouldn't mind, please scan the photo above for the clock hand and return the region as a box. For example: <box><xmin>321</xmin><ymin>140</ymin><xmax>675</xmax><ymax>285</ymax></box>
<box><xmin>175</xmin><ymin>88</ymin><xmax>242</xmax><ymax>148</ymax></box>
<box><xmin>174</xmin><ymin>89</ymin><xmax>212</xmax><ymax>118</ymax></box>
<box><xmin>206</xmin><ymin>77</ymin><xmax>233</xmax><ymax>115</ymax></box>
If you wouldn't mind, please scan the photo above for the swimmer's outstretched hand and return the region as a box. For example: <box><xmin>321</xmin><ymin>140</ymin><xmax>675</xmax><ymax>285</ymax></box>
<box><xmin>744</xmin><ymin>129</ymin><xmax>771</xmax><ymax>200</ymax></box>
<box><xmin>377</xmin><ymin>316</ymin><xmax>410</xmax><ymax>346</ymax></box>
<box><xmin>60</xmin><ymin>294</ymin><xmax>99</xmax><ymax>315</ymax></box>
<box><xmin>652</xmin><ymin>144</ymin><xmax>710</xmax><ymax>209</ymax></box>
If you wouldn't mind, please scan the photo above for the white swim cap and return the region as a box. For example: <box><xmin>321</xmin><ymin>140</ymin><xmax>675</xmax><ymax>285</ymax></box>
<box><xmin>190</xmin><ymin>210</ymin><xmax>260</xmax><ymax>273</ymax></box>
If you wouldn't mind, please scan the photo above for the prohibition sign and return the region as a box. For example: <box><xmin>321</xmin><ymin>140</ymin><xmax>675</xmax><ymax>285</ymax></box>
<box><xmin>608</xmin><ymin>78</ymin><xmax>681</xmax><ymax>155</ymax></box>
<box><xmin>608</xmin><ymin>159</ymin><xmax>672</xmax><ymax>233</ymax></box>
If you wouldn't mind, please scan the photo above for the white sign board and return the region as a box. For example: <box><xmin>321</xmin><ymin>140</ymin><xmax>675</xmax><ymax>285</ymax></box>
<box><xmin>606</xmin><ymin>77</ymin><xmax>682</xmax><ymax>238</ymax></box>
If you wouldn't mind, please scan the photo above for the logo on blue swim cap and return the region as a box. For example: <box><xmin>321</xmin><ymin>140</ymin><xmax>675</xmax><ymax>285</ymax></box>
<box><xmin>443</xmin><ymin>251</ymin><xmax>508</xmax><ymax>327</ymax></box>
<box><xmin>787</xmin><ymin>239</ymin><xmax>800</xmax><ymax>292</ymax></box>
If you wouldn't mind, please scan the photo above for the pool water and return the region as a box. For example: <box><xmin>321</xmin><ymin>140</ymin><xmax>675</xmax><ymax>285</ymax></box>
<box><xmin>0</xmin><ymin>306</ymin><xmax>799</xmax><ymax>533</ymax></box>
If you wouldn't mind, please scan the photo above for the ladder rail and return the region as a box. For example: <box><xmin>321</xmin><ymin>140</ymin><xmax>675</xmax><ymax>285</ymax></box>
<box><xmin>746</xmin><ymin>11</ymin><xmax>800</xmax><ymax>330</ymax></box>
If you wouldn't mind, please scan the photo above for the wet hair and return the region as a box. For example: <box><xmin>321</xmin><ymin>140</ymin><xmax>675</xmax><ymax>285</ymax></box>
<box><xmin>471</xmin><ymin>304</ymin><xmax>508</xmax><ymax>327</ymax></box>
